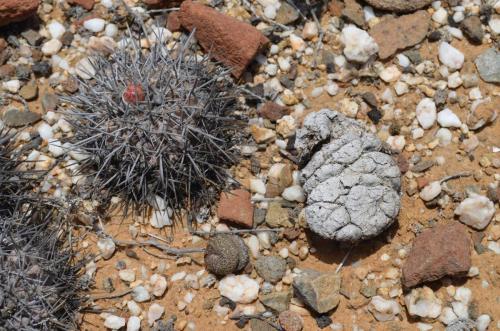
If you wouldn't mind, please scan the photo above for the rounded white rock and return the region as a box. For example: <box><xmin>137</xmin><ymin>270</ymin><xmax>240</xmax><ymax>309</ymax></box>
<box><xmin>476</xmin><ymin>314</ymin><xmax>491</xmax><ymax>331</ymax></box>
<box><xmin>420</xmin><ymin>181</ymin><xmax>442</xmax><ymax>201</ymax></box>
<box><xmin>282</xmin><ymin>185</ymin><xmax>306</xmax><ymax>202</ymax></box>
<box><xmin>127</xmin><ymin>316</ymin><xmax>141</xmax><ymax>331</ymax></box>
<box><xmin>42</xmin><ymin>39</ymin><xmax>62</xmax><ymax>56</ymax></box>
<box><xmin>416</xmin><ymin>98</ymin><xmax>437</xmax><ymax>129</ymax></box>
<box><xmin>84</xmin><ymin>18</ymin><xmax>106</xmax><ymax>33</ymax></box>
<box><xmin>148</xmin><ymin>303</ymin><xmax>164</xmax><ymax>325</ymax></box>
<box><xmin>438</xmin><ymin>42</ymin><xmax>464</xmax><ymax>71</ymax></box>
<box><xmin>437</xmin><ymin>108</ymin><xmax>462</xmax><ymax>128</ymax></box>
<box><xmin>47</xmin><ymin>21</ymin><xmax>66</xmax><ymax>40</ymax></box>
<box><xmin>150</xmin><ymin>274</ymin><xmax>168</xmax><ymax>297</ymax></box>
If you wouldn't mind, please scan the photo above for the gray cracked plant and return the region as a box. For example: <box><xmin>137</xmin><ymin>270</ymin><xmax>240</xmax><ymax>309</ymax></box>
<box><xmin>295</xmin><ymin>109</ymin><xmax>401</xmax><ymax>242</ymax></box>
<box><xmin>61</xmin><ymin>32</ymin><xmax>244</xmax><ymax>215</ymax></box>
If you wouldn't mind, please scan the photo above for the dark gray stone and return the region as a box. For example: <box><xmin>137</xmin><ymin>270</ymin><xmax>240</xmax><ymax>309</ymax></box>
<box><xmin>255</xmin><ymin>256</ymin><xmax>286</xmax><ymax>283</ymax></box>
<box><xmin>2</xmin><ymin>108</ymin><xmax>41</xmax><ymax>127</ymax></box>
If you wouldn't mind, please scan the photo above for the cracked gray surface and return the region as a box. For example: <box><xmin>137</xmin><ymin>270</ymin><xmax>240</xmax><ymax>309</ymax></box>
<box><xmin>295</xmin><ymin>109</ymin><xmax>401</xmax><ymax>242</ymax></box>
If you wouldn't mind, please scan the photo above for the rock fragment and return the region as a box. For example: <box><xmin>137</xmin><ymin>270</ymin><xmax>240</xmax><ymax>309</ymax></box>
<box><xmin>461</xmin><ymin>15</ymin><xmax>484</xmax><ymax>43</ymax></box>
<box><xmin>474</xmin><ymin>48</ymin><xmax>500</xmax><ymax>83</ymax></box>
<box><xmin>0</xmin><ymin>0</ymin><xmax>39</xmax><ymax>27</ymax></box>
<box><xmin>178</xmin><ymin>0</ymin><xmax>269</xmax><ymax>78</ymax></box>
<box><xmin>217</xmin><ymin>189</ymin><xmax>254</xmax><ymax>228</ymax></box>
<box><xmin>402</xmin><ymin>223</ymin><xmax>471</xmax><ymax>288</ymax></box>
<box><xmin>260</xmin><ymin>291</ymin><xmax>292</xmax><ymax>313</ymax></box>
<box><xmin>2</xmin><ymin>108</ymin><xmax>41</xmax><ymax>127</ymax></box>
<box><xmin>370</xmin><ymin>11</ymin><xmax>430</xmax><ymax>59</ymax></box>
<box><xmin>293</xmin><ymin>270</ymin><xmax>341</xmax><ymax>314</ymax></box>
<box><xmin>294</xmin><ymin>110</ymin><xmax>401</xmax><ymax>242</ymax></box>
<box><xmin>363</xmin><ymin>0</ymin><xmax>433</xmax><ymax>13</ymax></box>
<box><xmin>279</xmin><ymin>310</ymin><xmax>303</xmax><ymax>331</ymax></box>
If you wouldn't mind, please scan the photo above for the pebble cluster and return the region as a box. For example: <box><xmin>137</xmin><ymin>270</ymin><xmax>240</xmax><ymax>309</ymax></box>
<box><xmin>0</xmin><ymin>0</ymin><xmax>499</xmax><ymax>330</ymax></box>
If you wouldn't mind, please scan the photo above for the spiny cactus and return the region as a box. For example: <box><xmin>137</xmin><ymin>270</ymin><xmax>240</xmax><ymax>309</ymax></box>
<box><xmin>0</xmin><ymin>130</ymin><xmax>81</xmax><ymax>330</ymax></box>
<box><xmin>61</xmin><ymin>33</ymin><xmax>244</xmax><ymax>215</ymax></box>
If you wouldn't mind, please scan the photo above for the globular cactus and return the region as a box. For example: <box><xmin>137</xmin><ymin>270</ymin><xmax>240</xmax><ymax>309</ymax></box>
<box><xmin>0</xmin><ymin>130</ymin><xmax>81</xmax><ymax>330</ymax></box>
<box><xmin>61</xmin><ymin>33</ymin><xmax>244</xmax><ymax>214</ymax></box>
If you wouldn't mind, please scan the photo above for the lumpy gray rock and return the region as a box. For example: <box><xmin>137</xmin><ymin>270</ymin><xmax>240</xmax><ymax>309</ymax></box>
<box><xmin>295</xmin><ymin>109</ymin><xmax>401</xmax><ymax>242</ymax></box>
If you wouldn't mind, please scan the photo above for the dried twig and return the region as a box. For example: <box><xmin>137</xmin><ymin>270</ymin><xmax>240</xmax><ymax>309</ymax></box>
<box><xmin>190</xmin><ymin>228</ymin><xmax>283</xmax><ymax>236</ymax></box>
<box><xmin>89</xmin><ymin>289</ymin><xmax>133</xmax><ymax>301</ymax></box>
<box><xmin>439</xmin><ymin>172</ymin><xmax>472</xmax><ymax>184</ymax></box>
<box><xmin>113</xmin><ymin>238</ymin><xmax>206</xmax><ymax>256</ymax></box>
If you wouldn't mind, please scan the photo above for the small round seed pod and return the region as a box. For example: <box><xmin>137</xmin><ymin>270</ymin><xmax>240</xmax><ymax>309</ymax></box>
<box><xmin>204</xmin><ymin>234</ymin><xmax>249</xmax><ymax>276</ymax></box>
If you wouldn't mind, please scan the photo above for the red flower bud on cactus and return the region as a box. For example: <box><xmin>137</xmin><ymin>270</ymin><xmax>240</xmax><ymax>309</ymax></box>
<box><xmin>122</xmin><ymin>82</ymin><xmax>145</xmax><ymax>104</ymax></box>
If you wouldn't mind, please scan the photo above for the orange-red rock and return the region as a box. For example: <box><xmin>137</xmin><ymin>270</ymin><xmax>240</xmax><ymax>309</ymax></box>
<box><xmin>259</xmin><ymin>101</ymin><xmax>290</xmax><ymax>122</ymax></box>
<box><xmin>0</xmin><ymin>0</ymin><xmax>39</xmax><ymax>27</ymax></box>
<box><xmin>68</xmin><ymin>0</ymin><xmax>95</xmax><ymax>10</ymax></box>
<box><xmin>370</xmin><ymin>10</ymin><xmax>430</xmax><ymax>59</ymax></box>
<box><xmin>217</xmin><ymin>189</ymin><xmax>254</xmax><ymax>228</ymax></box>
<box><xmin>179</xmin><ymin>0</ymin><xmax>269</xmax><ymax>78</ymax></box>
<box><xmin>402</xmin><ymin>223</ymin><xmax>471</xmax><ymax>288</ymax></box>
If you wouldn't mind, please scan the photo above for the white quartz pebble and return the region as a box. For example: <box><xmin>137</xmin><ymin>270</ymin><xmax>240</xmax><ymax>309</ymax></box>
<box><xmin>84</xmin><ymin>18</ymin><xmax>106</xmax><ymax>33</ymax></box>
<box><xmin>104</xmin><ymin>315</ymin><xmax>126</xmax><ymax>330</ymax></box>
<box><xmin>455</xmin><ymin>194</ymin><xmax>495</xmax><ymax>230</ymax></box>
<box><xmin>218</xmin><ymin>275</ymin><xmax>259</xmax><ymax>304</ymax></box>
<box><xmin>439</xmin><ymin>42</ymin><xmax>464</xmax><ymax>70</ymax></box>
<box><xmin>282</xmin><ymin>185</ymin><xmax>306</xmax><ymax>202</ymax></box>
<box><xmin>420</xmin><ymin>181</ymin><xmax>441</xmax><ymax>201</ymax></box>
<box><xmin>416</xmin><ymin>98</ymin><xmax>437</xmax><ymax>129</ymax></box>
<box><xmin>47</xmin><ymin>21</ymin><xmax>66</xmax><ymax>40</ymax></box>
<box><xmin>127</xmin><ymin>316</ymin><xmax>141</xmax><ymax>331</ymax></box>
<box><xmin>148</xmin><ymin>304</ymin><xmax>164</xmax><ymax>325</ymax></box>
<box><xmin>437</xmin><ymin>108</ymin><xmax>461</xmax><ymax>128</ymax></box>
<box><xmin>42</xmin><ymin>39</ymin><xmax>62</xmax><ymax>55</ymax></box>
<box><xmin>340</xmin><ymin>24</ymin><xmax>379</xmax><ymax>63</ymax></box>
